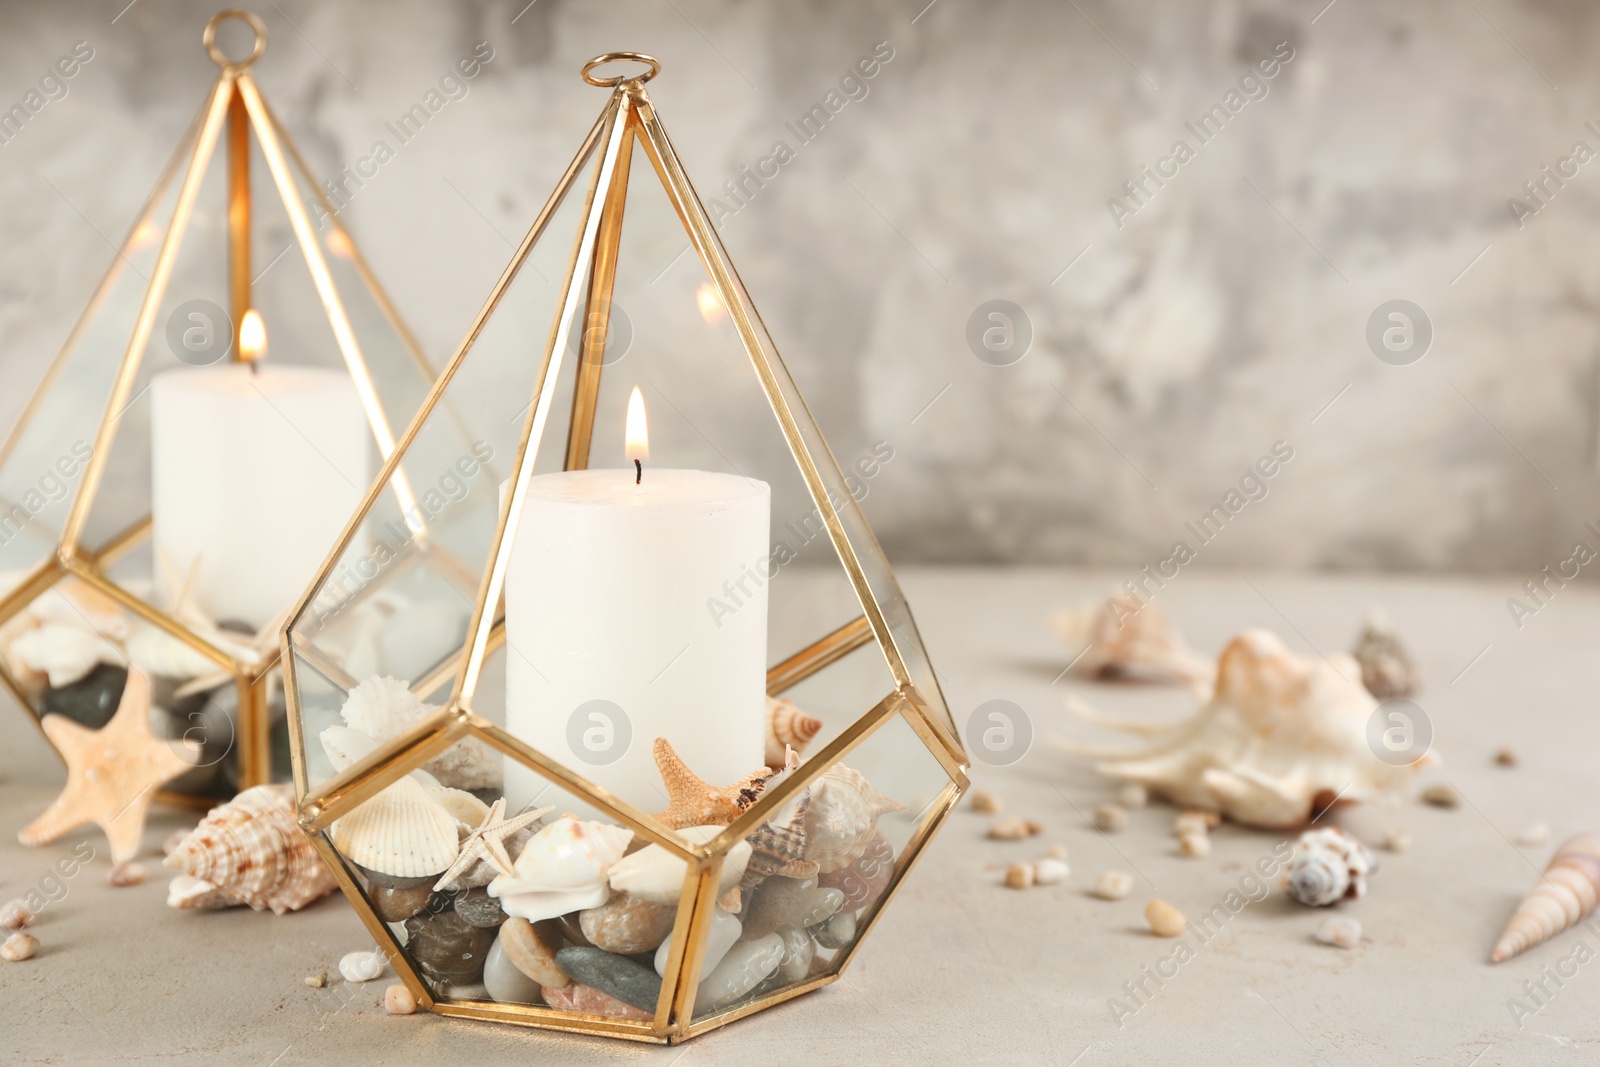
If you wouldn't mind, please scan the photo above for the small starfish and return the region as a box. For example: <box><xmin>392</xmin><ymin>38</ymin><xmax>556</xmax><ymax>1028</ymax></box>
<box><xmin>650</xmin><ymin>737</ymin><xmax>774</xmax><ymax>830</ymax></box>
<box><xmin>432</xmin><ymin>798</ymin><xmax>553</xmax><ymax>892</ymax></box>
<box><xmin>18</xmin><ymin>670</ymin><xmax>200</xmax><ymax>863</ymax></box>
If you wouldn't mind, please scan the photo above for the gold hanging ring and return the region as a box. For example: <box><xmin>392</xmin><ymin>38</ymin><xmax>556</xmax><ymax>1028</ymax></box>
<box><xmin>204</xmin><ymin>10</ymin><xmax>268</xmax><ymax>71</ymax></box>
<box><xmin>581</xmin><ymin>52</ymin><xmax>661</xmax><ymax>87</ymax></box>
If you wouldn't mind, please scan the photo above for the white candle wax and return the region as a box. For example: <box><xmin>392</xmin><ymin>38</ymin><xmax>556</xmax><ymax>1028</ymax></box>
<box><xmin>150</xmin><ymin>363</ymin><xmax>370</xmax><ymax>631</ymax></box>
<box><xmin>504</xmin><ymin>468</ymin><xmax>769</xmax><ymax>813</ymax></box>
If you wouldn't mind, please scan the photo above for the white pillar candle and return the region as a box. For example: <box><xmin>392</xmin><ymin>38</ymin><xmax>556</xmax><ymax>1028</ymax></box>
<box><xmin>150</xmin><ymin>363</ymin><xmax>370</xmax><ymax>631</ymax></box>
<box><xmin>503</xmin><ymin>468</ymin><xmax>770</xmax><ymax>814</ymax></box>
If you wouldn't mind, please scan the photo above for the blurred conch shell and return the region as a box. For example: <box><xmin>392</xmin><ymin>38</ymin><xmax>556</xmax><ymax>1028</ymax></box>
<box><xmin>802</xmin><ymin>764</ymin><xmax>904</xmax><ymax>874</ymax></box>
<box><xmin>1057</xmin><ymin>629</ymin><xmax>1433</xmax><ymax>829</ymax></box>
<box><xmin>1052</xmin><ymin>590</ymin><xmax>1213</xmax><ymax>690</ymax></box>
<box><xmin>165</xmin><ymin>784</ymin><xmax>337</xmax><ymax>914</ymax></box>
<box><xmin>765</xmin><ymin>696</ymin><xmax>822</xmax><ymax>769</ymax></box>
<box><xmin>1284</xmin><ymin>827</ymin><xmax>1373</xmax><ymax>907</ymax></box>
<box><xmin>1492</xmin><ymin>833</ymin><xmax>1600</xmax><ymax>963</ymax></box>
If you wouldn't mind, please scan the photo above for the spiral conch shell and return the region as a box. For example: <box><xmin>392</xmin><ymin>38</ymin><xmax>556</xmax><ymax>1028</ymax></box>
<box><xmin>1058</xmin><ymin>629</ymin><xmax>1433</xmax><ymax>829</ymax></box>
<box><xmin>1052</xmin><ymin>590</ymin><xmax>1213</xmax><ymax>689</ymax></box>
<box><xmin>765</xmin><ymin>697</ymin><xmax>822</xmax><ymax>769</ymax></box>
<box><xmin>802</xmin><ymin>764</ymin><xmax>904</xmax><ymax>874</ymax></box>
<box><xmin>1284</xmin><ymin>827</ymin><xmax>1373</xmax><ymax>907</ymax></box>
<box><xmin>1492</xmin><ymin>833</ymin><xmax>1600</xmax><ymax>963</ymax></box>
<box><xmin>164</xmin><ymin>784</ymin><xmax>337</xmax><ymax>915</ymax></box>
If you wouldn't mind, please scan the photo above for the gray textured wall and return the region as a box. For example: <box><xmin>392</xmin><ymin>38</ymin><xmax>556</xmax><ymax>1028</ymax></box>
<box><xmin>2</xmin><ymin>0</ymin><xmax>1597</xmax><ymax>573</ymax></box>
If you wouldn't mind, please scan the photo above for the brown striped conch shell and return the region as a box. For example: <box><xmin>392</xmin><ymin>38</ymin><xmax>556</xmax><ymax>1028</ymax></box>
<box><xmin>1057</xmin><ymin>629</ymin><xmax>1433</xmax><ymax>829</ymax></box>
<box><xmin>1283</xmin><ymin>827</ymin><xmax>1373</xmax><ymax>907</ymax></box>
<box><xmin>1052</xmin><ymin>590</ymin><xmax>1213</xmax><ymax>690</ymax></box>
<box><xmin>1492</xmin><ymin>833</ymin><xmax>1600</xmax><ymax>963</ymax></box>
<box><xmin>802</xmin><ymin>763</ymin><xmax>904</xmax><ymax>874</ymax></box>
<box><xmin>743</xmin><ymin>748</ymin><xmax>818</xmax><ymax>888</ymax></box>
<box><xmin>329</xmin><ymin>774</ymin><xmax>459</xmax><ymax>880</ymax></box>
<box><xmin>164</xmin><ymin>784</ymin><xmax>337</xmax><ymax>914</ymax></box>
<box><xmin>765</xmin><ymin>697</ymin><xmax>822</xmax><ymax>769</ymax></box>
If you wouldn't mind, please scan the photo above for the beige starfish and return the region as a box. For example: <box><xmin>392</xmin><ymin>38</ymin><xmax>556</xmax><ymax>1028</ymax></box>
<box><xmin>651</xmin><ymin>737</ymin><xmax>774</xmax><ymax>830</ymax></box>
<box><xmin>18</xmin><ymin>670</ymin><xmax>200</xmax><ymax>863</ymax></box>
<box><xmin>432</xmin><ymin>798</ymin><xmax>553</xmax><ymax>892</ymax></box>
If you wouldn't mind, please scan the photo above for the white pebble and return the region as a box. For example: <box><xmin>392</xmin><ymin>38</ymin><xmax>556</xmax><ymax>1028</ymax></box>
<box><xmin>1178</xmin><ymin>831</ymin><xmax>1211</xmax><ymax>858</ymax></box>
<box><xmin>1514</xmin><ymin>821</ymin><xmax>1550</xmax><ymax>848</ymax></box>
<box><xmin>1032</xmin><ymin>858</ymin><xmax>1069</xmax><ymax>885</ymax></box>
<box><xmin>0</xmin><ymin>901</ymin><xmax>31</xmax><ymax>931</ymax></box>
<box><xmin>1117</xmin><ymin>784</ymin><xmax>1148</xmax><ymax>809</ymax></box>
<box><xmin>1173</xmin><ymin>811</ymin><xmax>1213</xmax><ymax>837</ymax></box>
<box><xmin>108</xmin><ymin>861</ymin><xmax>147</xmax><ymax>887</ymax></box>
<box><xmin>1315</xmin><ymin>916</ymin><xmax>1361</xmax><ymax>948</ymax></box>
<box><xmin>340</xmin><ymin>949</ymin><xmax>387</xmax><ymax>983</ymax></box>
<box><xmin>2</xmin><ymin>933</ymin><xmax>38</xmax><ymax>961</ymax></box>
<box><xmin>1093</xmin><ymin>871</ymin><xmax>1134</xmax><ymax>900</ymax></box>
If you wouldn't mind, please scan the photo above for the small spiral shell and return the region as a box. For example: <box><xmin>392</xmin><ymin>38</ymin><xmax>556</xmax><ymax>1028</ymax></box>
<box><xmin>1285</xmin><ymin>827</ymin><xmax>1372</xmax><ymax>907</ymax></box>
<box><xmin>765</xmin><ymin>696</ymin><xmax>822</xmax><ymax>769</ymax></box>
<box><xmin>1492</xmin><ymin>833</ymin><xmax>1600</xmax><ymax>963</ymax></box>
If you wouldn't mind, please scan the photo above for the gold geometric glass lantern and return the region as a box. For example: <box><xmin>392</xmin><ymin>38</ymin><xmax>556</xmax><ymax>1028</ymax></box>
<box><xmin>283</xmin><ymin>53</ymin><xmax>966</xmax><ymax>1043</ymax></box>
<box><xmin>0</xmin><ymin>11</ymin><xmax>439</xmax><ymax>832</ymax></box>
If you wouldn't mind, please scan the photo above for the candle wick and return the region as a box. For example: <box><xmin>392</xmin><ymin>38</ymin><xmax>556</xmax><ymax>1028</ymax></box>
<box><xmin>634</xmin><ymin>459</ymin><xmax>642</xmax><ymax>485</ymax></box>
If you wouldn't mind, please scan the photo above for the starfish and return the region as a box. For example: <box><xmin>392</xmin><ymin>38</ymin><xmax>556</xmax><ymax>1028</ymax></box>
<box><xmin>650</xmin><ymin>737</ymin><xmax>775</xmax><ymax>830</ymax></box>
<box><xmin>18</xmin><ymin>670</ymin><xmax>200</xmax><ymax>863</ymax></box>
<box><xmin>432</xmin><ymin>798</ymin><xmax>553</xmax><ymax>892</ymax></box>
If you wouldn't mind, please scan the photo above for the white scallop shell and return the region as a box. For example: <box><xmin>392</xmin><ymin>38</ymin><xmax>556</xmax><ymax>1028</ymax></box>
<box><xmin>11</xmin><ymin>623</ymin><xmax>125</xmax><ymax>688</ymax></box>
<box><xmin>607</xmin><ymin>825</ymin><xmax>752</xmax><ymax>905</ymax></box>
<box><xmin>1285</xmin><ymin>827</ymin><xmax>1373</xmax><ymax>907</ymax></box>
<box><xmin>802</xmin><ymin>764</ymin><xmax>905</xmax><ymax>874</ymax></box>
<box><xmin>329</xmin><ymin>775</ymin><xmax>459</xmax><ymax>879</ymax></box>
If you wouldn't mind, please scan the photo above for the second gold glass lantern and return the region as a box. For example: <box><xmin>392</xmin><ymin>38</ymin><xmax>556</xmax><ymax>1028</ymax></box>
<box><xmin>284</xmin><ymin>53</ymin><xmax>966</xmax><ymax>1043</ymax></box>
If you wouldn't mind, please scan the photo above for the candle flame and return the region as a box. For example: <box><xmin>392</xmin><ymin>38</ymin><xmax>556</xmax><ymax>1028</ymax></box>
<box><xmin>625</xmin><ymin>386</ymin><xmax>649</xmax><ymax>462</ymax></box>
<box><xmin>695</xmin><ymin>282</ymin><xmax>726</xmax><ymax>324</ymax></box>
<box><xmin>239</xmin><ymin>309</ymin><xmax>267</xmax><ymax>363</ymax></box>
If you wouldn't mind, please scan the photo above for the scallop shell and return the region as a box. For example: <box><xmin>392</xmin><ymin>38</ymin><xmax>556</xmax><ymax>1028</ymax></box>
<box><xmin>1059</xmin><ymin>628</ymin><xmax>1433</xmax><ymax>829</ymax></box>
<box><xmin>765</xmin><ymin>697</ymin><xmax>822</xmax><ymax>769</ymax></box>
<box><xmin>1492</xmin><ymin>833</ymin><xmax>1600</xmax><ymax>963</ymax></box>
<box><xmin>1284</xmin><ymin>827</ymin><xmax>1373</xmax><ymax>907</ymax></box>
<box><xmin>488</xmin><ymin>816</ymin><xmax>633</xmax><ymax>922</ymax></box>
<box><xmin>332</xmin><ymin>676</ymin><xmax>501</xmax><ymax>791</ymax></box>
<box><xmin>1351</xmin><ymin>608</ymin><xmax>1419</xmax><ymax>700</ymax></box>
<box><xmin>1052</xmin><ymin>590</ymin><xmax>1213</xmax><ymax>688</ymax></box>
<box><xmin>10</xmin><ymin>623</ymin><xmax>124</xmax><ymax>688</ymax></box>
<box><xmin>329</xmin><ymin>775</ymin><xmax>459</xmax><ymax>880</ymax></box>
<box><xmin>802</xmin><ymin>764</ymin><xmax>904</xmax><ymax>874</ymax></box>
<box><xmin>607</xmin><ymin>826</ymin><xmax>752</xmax><ymax>905</ymax></box>
<box><xmin>164</xmin><ymin>784</ymin><xmax>338</xmax><ymax>914</ymax></box>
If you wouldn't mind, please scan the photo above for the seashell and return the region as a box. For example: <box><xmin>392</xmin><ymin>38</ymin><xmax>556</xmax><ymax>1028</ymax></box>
<box><xmin>319</xmin><ymin>725</ymin><xmax>379</xmax><ymax>774</ymax></box>
<box><xmin>11</xmin><ymin>623</ymin><xmax>124</xmax><ymax>689</ymax></box>
<box><xmin>1351</xmin><ymin>607</ymin><xmax>1419</xmax><ymax>700</ymax></box>
<box><xmin>3</xmin><ymin>932</ymin><xmax>39</xmax><ymax>962</ymax></box>
<box><xmin>1284</xmin><ymin>827</ymin><xmax>1373</xmax><ymax>907</ymax></box>
<box><xmin>166</xmin><ymin>874</ymin><xmax>235</xmax><ymax>910</ymax></box>
<box><xmin>32</xmin><ymin>579</ymin><xmax>130</xmax><ymax>641</ymax></box>
<box><xmin>651</xmin><ymin>738</ymin><xmax>773</xmax><ymax>831</ymax></box>
<box><xmin>332</xmin><ymin>676</ymin><xmax>500</xmax><ymax>791</ymax></box>
<box><xmin>488</xmin><ymin>815</ymin><xmax>632</xmax><ymax>922</ymax></box>
<box><xmin>608</xmin><ymin>826</ymin><xmax>751</xmax><ymax>905</ymax></box>
<box><xmin>165</xmin><ymin>783</ymin><xmax>338</xmax><ymax>914</ymax></box>
<box><xmin>1059</xmin><ymin>629</ymin><xmax>1433</xmax><ymax>829</ymax></box>
<box><xmin>330</xmin><ymin>776</ymin><xmax>459</xmax><ymax>881</ymax></box>
<box><xmin>1492</xmin><ymin>833</ymin><xmax>1600</xmax><ymax>963</ymax></box>
<box><xmin>765</xmin><ymin>696</ymin><xmax>822</xmax><ymax>769</ymax></box>
<box><xmin>124</xmin><ymin>625</ymin><xmax>217</xmax><ymax>681</ymax></box>
<box><xmin>108</xmin><ymin>861</ymin><xmax>146</xmax><ymax>887</ymax></box>
<box><xmin>1052</xmin><ymin>590</ymin><xmax>1213</xmax><ymax>688</ymax></box>
<box><xmin>1516</xmin><ymin>821</ymin><xmax>1551</xmax><ymax>848</ymax></box>
<box><xmin>819</xmin><ymin>831</ymin><xmax>895</xmax><ymax>910</ymax></box>
<box><xmin>1094</xmin><ymin>871</ymin><xmax>1134</xmax><ymax>900</ymax></box>
<box><xmin>340</xmin><ymin>949</ymin><xmax>387</xmax><ymax>983</ymax></box>
<box><xmin>1316</xmin><ymin>915</ymin><xmax>1361</xmax><ymax>948</ymax></box>
<box><xmin>743</xmin><ymin>800</ymin><xmax>819</xmax><ymax>889</ymax></box>
<box><xmin>802</xmin><ymin>764</ymin><xmax>905</xmax><ymax>874</ymax></box>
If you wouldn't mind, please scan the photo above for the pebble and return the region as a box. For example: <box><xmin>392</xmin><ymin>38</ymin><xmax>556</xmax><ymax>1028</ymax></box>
<box><xmin>813</xmin><ymin>909</ymin><xmax>856</xmax><ymax>951</ymax></box>
<box><xmin>1003</xmin><ymin>864</ymin><xmax>1034</xmax><ymax>890</ymax></box>
<box><xmin>818</xmin><ymin>832</ymin><xmax>895</xmax><ymax>911</ymax></box>
<box><xmin>384</xmin><ymin>984</ymin><xmax>418</xmax><ymax>1015</ymax></box>
<box><xmin>1421</xmin><ymin>783</ymin><xmax>1459</xmax><ymax>808</ymax></box>
<box><xmin>1514</xmin><ymin>821</ymin><xmax>1550</xmax><ymax>848</ymax></box>
<box><xmin>483</xmin><ymin>937</ymin><xmax>542</xmax><ymax>1005</ymax></box>
<box><xmin>1382</xmin><ymin>827</ymin><xmax>1412</xmax><ymax>853</ymax></box>
<box><xmin>42</xmin><ymin>663</ymin><xmax>126</xmax><ymax>729</ymax></box>
<box><xmin>405</xmin><ymin>909</ymin><xmax>496</xmax><ymax>984</ymax></box>
<box><xmin>340</xmin><ymin>949</ymin><xmax>387</xmax><ymax>983</ymax></box>
<box><xmin>542</xmin><ymin>981</ymin><xmax>651</xmax><ymax>1021</ymax></box>
<box><xmin>986</xmin><ymin>817</ymin><xmax>1043</xmax><ymax>841</ymax></box>
<box><xmin>556</xmin><ymin>946</ymin><xmax>663</xmax><ymax>1013</ymax></box>
<box><xmin>499</xmin><ymin>918</ymin><xmax>569</xmax><ymax>988</ymax></box>
<box><xmin>108</xmin><ymin>861</ymin><xmax>146</xmax><ymax>887</ymax></box>
<box><xmin>1315</xmin><ymin>916</ymin><xmax>1361</xmax><ymax>948</ymax></box>
<box><xmin>695</xmin><ymin>934</ymin><xmax>783</xmax><ymax>1014</ymax></box>
<box><xmin>558</xmin><ymin>912</ymin><xmax>594</xmax><ymax>948</ymax></box>
<box><xmin>1</xmin><ymin>901</ymin><xmax>31</xmax><ymax>931</ymax></box>
<box><xmin>1046</xmin><ymin>843</ymin><xmax>1068</xmax><ymax>862</ymax></box>
<box><xmin>1173</xmin><ymin>812</ymin><xmax>1213</xmax><ymax>837</ymax></box>
<box><xmin>775</xmin><ymin>924</ymin><xmax>815</xmax><ymax>983</ymax></box>
<box><xmin>1494</xmin><ymin>746</ymin><xmax>1518</xmax><ymax>768</ymax></box>
<box><xmin>742</xmin><ymin>876</ymin><xmax>843</xmax><ymax>939</ymax></box>
<box><xmin>355</xmin><ymin>861</ymin><xmax>437</xmax><ymax>891</ymax></box>
<box><xmin>655</xmin><ymin>906</ymin><xmax>739</xmax><ymax>978</ymax></box>
<box><xmin>454</xmin><ymin>887</ymin><xmax>508</xmax><ymax>929</ymax></box>
<box><xmin>967</xmin><ymin>789</ymin><xmax>1003</xmax><ymax>814</ymax></box>
<box><xmin>1145</xmin><ymin>899</ymin><xmax>1186</xmax><ymax>937</ymax></box>
<box><xmin>305</xmin><ymin>973</ymin><xmax>326</xmax><ymax>988</ymax></box>
<box><xmin>1178</xmin><ymin>831</ymin><xmax>1211</xmax><ymax>859</ymax></box>
<box><xmin>2</xmin><ymin>933</ymin><xmax>38</xmax><ymax>961</ymax></box>
<box><xmin>1118</xmin><ymin>784</ymin><xmax>1149</xmax><ymax>810</ymax></box>
<box><xmin>1032</xmin><ymin>858</ymin><xmax>1069</xmax><ymax>885</ymax></box>
<box><xmin>580</xmin><ymin>891</ymin><xmax>677</xmax><ymax>954</ymax></box>
<box><xmin>1091</xmin><ymin>805</ymin><xmax>1127</xmax><ymax>833</ymax></box>
<box><xmin>1094</xmin><ymin>871</ymin><xmax>1134</xmax><ymax>900</ymax></box>
<box><xmin>370</xmin><ymin>884</ymin><xmax>438</xmax><ymax>924</ymax></box>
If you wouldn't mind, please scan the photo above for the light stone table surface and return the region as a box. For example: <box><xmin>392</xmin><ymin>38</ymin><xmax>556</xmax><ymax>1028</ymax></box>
<box><xmin>3</xmin><ymin>568</ymin><xmax>1598</xmax><ymax>1066</ymax></box>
